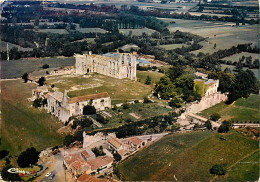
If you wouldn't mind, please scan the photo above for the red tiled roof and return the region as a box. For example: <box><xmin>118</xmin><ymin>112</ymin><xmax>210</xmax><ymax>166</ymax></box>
<box><xmin>107</xmin><ymin>138</ymin><xmax>122</xmax><ymax>149</ymax></box>
<box><xmin>68</xmin><ymin>92</ymin><xmax>110</xmax><ymax>104</ymax></box>
<box><xmin>128</xmin><ymin>136</ymin><xmax>143</xmax><ymax>146</ymax></box>
<box><xmin>118</xmin><ymin>149</ymin><xmax>127</xmax><ymax>157</ymax></box>
<box><xmin>87</xmin><ymin>156</ymin><xmax>113</xmax><ymax>170</ymax></box>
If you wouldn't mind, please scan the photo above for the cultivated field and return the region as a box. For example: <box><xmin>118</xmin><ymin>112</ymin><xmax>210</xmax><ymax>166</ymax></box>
<box><xmin>0</xmin><ymin>57</ymin><xmax>75</xmax><ymax>79</ymax></box>
<box><xmin>46</xmin><ymin>73</ymin><xmax>153</xmax><ymax>104</ymax></box>
<box><xmin>158</xmin><ymin>18</ymin><xmax>258</xmax><ymax>54</ymax></box>
<box><xmin>0</xmin><ymin>80</ymin><xmax>64</xmax><ymax>155</ymax></box>
<box><xmin>118</xmin><ymin>130</ymin><xmax>259</xmax><ymax>181</ymax></box>
<box><xmin>199</xmin><ymin>94</ymin><xmax>260</xmax><ymax>122</ymax></box>
<box><xmin>119</xmin><ymin>28</ymin><xmax>157</xmax><ymax>36</ymax></box>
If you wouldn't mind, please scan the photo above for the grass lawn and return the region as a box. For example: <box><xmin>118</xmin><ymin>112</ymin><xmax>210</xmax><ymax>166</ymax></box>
<box><xmin>103</xmin><ymin>103</ymin><xmax>172</xmax><ymax>128</ymax></box>
<box><xmin>118</xmin><ymin>130</ymin><xmax>259</xmax><ymax>181</ymax></box>
<box><xmin>119</xmin><ymin>28</ymin><xmax>157</xmax><ymax>36</ymax></box>
<box><xmin>46</xmin><ymin>73</ymin><xmax>153</xmax><ymax>105</ymax></box>
<box><xmin>0</xmin><ymin>57</ymin><xmax>75</xmax><ymax>79</ymax></box>
<box><xmin>136</xmin><ymin>70</ymin><xmax>164</xmax><ymax>84</ymax></box>
<box><xmin>199</xmin><ymin>94</ymin><xmax>260</xmax><ymax>122</ymax></box>
<box><xmin>0</xmin><ymin>80</ymin><xmax>64</xmax><ymax>155</ymax></box>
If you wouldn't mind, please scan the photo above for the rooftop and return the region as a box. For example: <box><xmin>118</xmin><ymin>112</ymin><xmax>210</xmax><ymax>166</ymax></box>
<box><xmin>68</xmin><ymin>92</ymin><xmax>110</xmax><ymax>104</ymax></box>
<box><xmin>81</xmin><ymin>148</ymin><xmax>95</xmax><ymax>160</ymax></box>
<box><xmin>87</xmin><ymin>156</ymin><xmax>114</xmax><ymax>170</ymax></box>
<box><xmin>107</xmin><ymin>137</ymin><xmax>122</xmax><ymax>149</ymax></box>
<box><xmin>48</xmin><ymin>91</ymin><xmax>63</xmax><ymax>102</ymax></box>
<box><xmin>127</xmin><ymin>136</ymin><xmax>143</xmax><ymax>146</ymax></box>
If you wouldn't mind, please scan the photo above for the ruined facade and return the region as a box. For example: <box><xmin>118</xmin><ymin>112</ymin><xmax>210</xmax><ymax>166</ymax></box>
<box><xmin>46</xmin><ymin>91</ymin><xmax>111</xmax><ymax>122</ymax></box>
<box><xmin>75</xmin><ymin>52</ymin><xmax>136</xmax><ymax>80</ymax></box>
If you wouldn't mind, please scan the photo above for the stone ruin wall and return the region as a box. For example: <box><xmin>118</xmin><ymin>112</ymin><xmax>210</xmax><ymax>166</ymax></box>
<box><xmin>180</xmin><ymin>92</ymin><xmax>228</xmax><ymax>119</ymax></box>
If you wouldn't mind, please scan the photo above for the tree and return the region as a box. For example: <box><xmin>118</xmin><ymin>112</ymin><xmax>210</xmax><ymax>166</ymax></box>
<box><xmin>167</xmin><ymin>65</ymin><xmax>185</xmax><ymax>82</ymax></box>
<box><xmin>168</xmin><ymin>97</ymin><xmax>182</xmax><ymax>108</ymax></box>
<box><xmin>205</xmin><ymin>120</ymin><xmax>212</xmax><ymax>130</ymax></box>
<box><xmin>38</xmin><ymin>77</ymin><xmax>46</xmax><ymax>86</ymax></box>
<box><xmin>143</xmin><ymin>97</ymin><xmax>151</xmax><ymax>103</ymax></box>
<box><xmin>113</xmin><ymin>152</ymin><xmax>122</xmax><ymax>162</ymax></box>
<box><xmin>42</xmin><ymin>64</ymin><xmax>49</xmax><ymax>69</ymax></box>
<box><xmin>17</xmin><ymin>147</ymin><xmax>40</xmax><ymax>168</ymax></box>
<box><xmin>145</xmin><ymin>76</ymin><xmax>151</xmax><ymax>85</ymax></box>
<box><xmin>0</xmin><ymin>150</ymin><xmax>9</xmax><ymax>159</ymax></box>
<box><xmin>154</xmin><ymin>76</ymin><xmax>177</xmax><ymax>100</ymax></box>
<box><xmin>228</xmin><ymin>70</ymin><xmax>258</xmax><ymax>103</ymax></box>
<box><xmin>210</xmin><ymin>113</ymin><xmax>221</xmax><ymax>121</ymax></box>
<box><xmin>218</xmin><ymin>121</ymin><xmax>232</xmax><ymax>133</ymax></box>
<box><xmin>22</xmin><ymin>73</ymin><xmax>29</xmax><ymax>83</ymax></box>
<box><xmin>210</xmin><ymin>164</ymin><xmax>227</xmax><ymax>175</ymax></box>
<box><xmin>83</xmin><ymin>105</ymin><xmax>96</xmax><ymax>115</ymax></box>
<box><xmin>64</xmin><ymin>135</ymin><xmax>74</xmax><ymax>147</ymax></box>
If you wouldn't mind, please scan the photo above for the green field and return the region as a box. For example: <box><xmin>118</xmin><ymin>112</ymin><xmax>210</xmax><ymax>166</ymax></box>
<box><xmin>35</xmin><ymin>29</ymin><xmax>68</xmax><ymax>34</ymax></box>
<box><xmin>221</xmin><ymin>52</ymin><xmax>259</xmax><ymax>63</ymax></box>
<box><xmin>0</xmin><ymin>40</ymin><xmax>33</xmax><ymax>52</ymax></box>
<box><xmin>0</xmin><ymin>57</ymin><xmax>75</xmax><ymax>79</ymax></box>
<box><xmin>0</xmin><ymin>80</ymin><xmax>64</xmax><ymax>155</ymax></box>
<box><xmin>76</xmin><ymin>28</ymin><xmax>107</xmax><ymax>34</ymax></box>
<box><xmin>118</xmin><ymin>130</ymin><xmax>259</xmax><ymax>181</ymax></box>
<box><xmin>136</xmin><ymin>70</ymin><xmax>164</xmax><ymax>85</ymax></box>
<box><xmin>46</xmin><ymin>73</ymin><xmax>153</xmax><ymax>105</ymax></box>
<box><xmin>159</xmin><ymin>43</ymin><xmax>187</xmax><ymax>50</ymax></box>
<box><xmin>119</xmin><ymin>28</ymin><xmax>157</xmax><ymax>36</ymax></box>
<box><xmin>199</xmin><ymin>94</ymin><xmax>260</xmax><ymax>122</ymax></box>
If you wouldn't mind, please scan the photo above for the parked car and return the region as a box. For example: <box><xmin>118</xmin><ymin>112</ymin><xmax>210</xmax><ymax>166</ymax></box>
<box><xmin>49</xmin><ymin>173</ymin><xmax>55</xmax><ymax>180</ymax></box>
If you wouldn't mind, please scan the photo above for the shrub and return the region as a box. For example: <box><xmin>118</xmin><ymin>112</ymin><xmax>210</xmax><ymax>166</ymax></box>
<box><xmin>218</xmin><ymin>121</ymin><xmax>232</xmax><ymax>133</ymax></box>
<box><xmin>122</xmin><ymin>103</ymin><xmax>129</xmax><ymax>109</ymax></box>
<box><xmin>143</xmin><ymin>97</ymin><xmax>152</xmax><ymax>103</ymax></box>
<box><xmin>1</xmin><ymin>165</ymin><xmax>22</xmax><ymax>181</ymax></box>
<box><xmin>210</xmin><ymin>164</ymin><xmax>227</xmax><ymax>175</ymax></box>
<box><xmin>33</xmin><ymin>98</ymin><xmax>43</xmax><ymax>108</ymax></box>
<box><xmin>42</xmin><ymin>64</ymin><xmax>49</xmax><ymax>69</ymax></box>
<box><xmin>96</xmin><ymin>114</ymin><xmax>108</xmax><ymax>124</ymax></box>
<box><xmin>91</xmin><ymin>147</ymin><xmax>105</xmax><ymax>157</ymax></box>
<box><xmin>113</xmin><ymin>152</ymin><xmax>122</xmax><ymax>162</ymax></box>
<box><xmin>38</xmin><ymin>77</ymin><xmax>46</xmax><ymax>86</ymax></box>
<box><xmin>22</xmin><ymin>73</ymin><xmax>29</xmax><ymax>83</ymax></box>
<box><xmin>205</xmin><ymin>120</ymin><xmax>212</xmax><ymax>130</ymax></box>
<box><xmin>210</xmin><ymin>113</ymin><xmax>221</xmax><ymax>121</ymax></box>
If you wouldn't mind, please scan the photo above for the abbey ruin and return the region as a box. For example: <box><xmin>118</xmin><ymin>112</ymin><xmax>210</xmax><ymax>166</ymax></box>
<box><xmin>75</xmin><ymin>52</ymin><xmax>137</xmax><ymax>80</ymax></box>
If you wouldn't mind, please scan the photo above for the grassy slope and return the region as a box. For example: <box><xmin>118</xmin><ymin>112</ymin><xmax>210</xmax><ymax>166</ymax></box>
<box><xmin>136</xmin><ymin>70</ymin><xmax>164</xmax><ymax>84</ymax></box>
<box><xmin>118</xmin><ymin>130</ymin><xmax>259</xmax><ymax>181</ymax></box>
<box><xmin>199</xmin><ymin>94</ymin><xmax>260</xmax><ymax>122</ymax></box>
<box><xmin>0</xmin><ymin>80</ymin><xmax>64</xmax><ymax>155</ymax></box>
